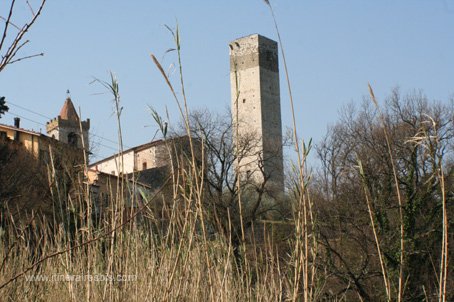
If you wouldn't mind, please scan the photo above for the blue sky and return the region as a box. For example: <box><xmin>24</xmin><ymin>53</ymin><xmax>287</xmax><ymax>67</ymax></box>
<box><xmin>1</xmin><ymin>0</ymin><xmax>453</xmax><ymax>163</ymax></box>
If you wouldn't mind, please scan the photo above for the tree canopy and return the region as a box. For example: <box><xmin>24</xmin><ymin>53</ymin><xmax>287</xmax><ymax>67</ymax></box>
<box><xmin>0</xmin><ymin>96</ymin><xmax>8</xmax><ymax>118</ymax></box>
<box><xmin>314</xmin><ymin>88</ymin><xmax>454</xmax><ymax>300</ymax></box>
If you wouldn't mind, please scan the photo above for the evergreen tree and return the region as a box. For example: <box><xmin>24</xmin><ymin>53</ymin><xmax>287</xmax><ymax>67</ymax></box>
<box><xmin>0</xmin><ymin>96</ymin><xmax>9</xmax><ymax>118</ymax></box>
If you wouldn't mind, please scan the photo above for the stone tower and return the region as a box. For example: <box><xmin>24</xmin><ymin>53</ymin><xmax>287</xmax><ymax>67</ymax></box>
<box><xmin>46</xmin><ymin>96</ymin><xmax>90</xmax><ymax>151</ymax></box>
<box><xmin>229</xmin><ymin>34</ymin><xmax>284</xmax><ymax>193</ymax></box>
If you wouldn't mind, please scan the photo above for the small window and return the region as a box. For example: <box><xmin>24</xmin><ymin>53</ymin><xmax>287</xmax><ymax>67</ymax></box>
<box><xmin>242</xmin><ymin>99</ymin><xmax>246</xmax><ymax>104</ymax></box>
<box><xmin>67</xmin><ymin>132</ymin><xmax>77</xmax><ymax>147</ymax></box>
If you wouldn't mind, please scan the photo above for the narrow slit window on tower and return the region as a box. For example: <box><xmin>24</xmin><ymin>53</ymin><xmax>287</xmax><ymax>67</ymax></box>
<box><xmin>242</xmin><ymin>98</ymin><xmax>246</xmax><ymax>104</ymax></box>
<box><xmin>67</xmin><ymin>132</ymin><xmax>77</xmax><ymax>147</ymax></box>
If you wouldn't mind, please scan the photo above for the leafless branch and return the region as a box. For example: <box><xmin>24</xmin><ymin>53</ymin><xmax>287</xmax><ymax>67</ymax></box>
<box><xmin>26</xmin><ymin>1</ymin><xmax>35</xmax><ymax>16</ymax></box>
<box><xmin>7</xmin><ymin>52</ymin><xmax>43</xmax><ymax>64</ymax></box>
<box><xmin>0</xmin><ymin>16</ymin><xmax>20</xmax><ymax>31</ymax></box>
<box><xmin>0</xmin><ymin>0</ymin><xmax>16</xmax><ymax>51</ymax></box>
<box><xmin>0</xmin><ymin>0</ymin><xmax>46</xmax><ymax>73</ymax></box>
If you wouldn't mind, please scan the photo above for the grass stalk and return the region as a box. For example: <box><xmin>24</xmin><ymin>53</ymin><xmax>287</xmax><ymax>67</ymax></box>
<box><xmin>368</xmin><ymin>83</ymin><xmax>405</xmax><ymax>302</ymax></box>
<box><xmin>263</xmin><ymin>1</ymin><xmax>316</xmax><ymax>300</ymax></box>
<box><xmin>358</xmin><ymin>159</ymin><xmax>391</xmax><ymax>301</ymax></box>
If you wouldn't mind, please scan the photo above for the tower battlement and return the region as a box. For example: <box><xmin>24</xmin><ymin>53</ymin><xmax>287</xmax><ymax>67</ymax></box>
<box><xmin>46</xmin><ymin>116</ymin><xmax>90</xmax><ymax>133</ymax></box>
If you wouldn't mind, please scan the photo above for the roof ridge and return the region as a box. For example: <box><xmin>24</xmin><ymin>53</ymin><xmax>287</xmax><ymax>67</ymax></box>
<box><xmin>0</xmin><ymin>123</ymin><xmax>44</xmax><ymax>136</ymax></box>
<box><xmin>60</xmin><ymin>97</ymin><xmax>80</xmax><ymax>121</ymax></box>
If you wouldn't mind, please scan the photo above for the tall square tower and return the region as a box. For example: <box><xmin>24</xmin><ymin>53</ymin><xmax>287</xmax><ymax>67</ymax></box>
<box><xmin>229</xmin><ymin>34</ymin><xmax>284</xmax><ymax>193</ymax></box>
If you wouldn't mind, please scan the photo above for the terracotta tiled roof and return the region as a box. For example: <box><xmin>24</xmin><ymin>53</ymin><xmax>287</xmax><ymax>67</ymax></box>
<box><xmin>59</xmin><ymin>97</ymin><xmax>79</xmax><ymax>121</ymax></box>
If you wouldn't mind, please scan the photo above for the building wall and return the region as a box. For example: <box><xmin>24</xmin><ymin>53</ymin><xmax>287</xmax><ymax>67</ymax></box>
<box><xmin>135</xmin><ymin>146</ymin><xmax>154</xmax><ymax>171</ymax></box>
<box><xmin>154</xmin><ymin>143</ymin><xmax>171</xmax><ymax>168</ymax></box>
<box><xmin>0</xmin><ymin>124</ymin><xmax>85</xmax><ymax>167</ymax></box>
<box><xmin>93</xmin><ymin>142</ymin><xmax>172</xmax><ymax>176</ymax></box>
<box><xmin>0</xmin><ymin>126</ymin><xmax>41</xmax><ymax>157</ymax></box>
<box><xmin>94</xmin><ymin>150</ymin><xmax>135</xmax><ymax>176</ymax></box>
<box><xmin>229</xmin><ymin>34</ymin><xmax>284</xmax><ymax>192</ymax></box>
<box><xmin>87</xmin><ymin>169</ymin><xmax>118</xmax><ymax>201</ymax></box>
<box><xmin>230</xmin><ymin>64</ymin><xmax>263</xmax><ymax>181</ymax></box>
<box><xmin>134</xmin><ymin>142</ymin><xmax>186</xmax><ymax>172</ymax></box>
<box><xmin>260</xmin><ymin>61</ymin><xmax>284</xmax><ymax>191</ymax></box>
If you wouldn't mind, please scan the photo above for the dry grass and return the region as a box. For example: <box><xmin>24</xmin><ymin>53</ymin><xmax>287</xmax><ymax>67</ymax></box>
<box><xmin>0</xmin><ymin>220</ymin><xmax>290</xmax><ymax>301</ymax></box>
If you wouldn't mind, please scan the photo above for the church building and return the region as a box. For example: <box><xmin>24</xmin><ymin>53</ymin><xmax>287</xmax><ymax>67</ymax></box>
<box><xmin>0</xmin><ymin>96</ymin><xmax>90</xmax><ymax>163</ymax></box>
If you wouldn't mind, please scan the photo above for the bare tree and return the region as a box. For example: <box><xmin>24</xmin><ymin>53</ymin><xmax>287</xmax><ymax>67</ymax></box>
<box><xmin>314</xmin><ymin>89</ymin><xmax>454</xmax><ymax>301</ymax></box>
<box><xmin>0</xmin><ymin>0</ymin><xmax>46</xmax><ymax>73</ymax></box>
<box><xmin>166</xmin><ymin>108</ymin><xmax>292</xmax><ymax>261</ymax></box>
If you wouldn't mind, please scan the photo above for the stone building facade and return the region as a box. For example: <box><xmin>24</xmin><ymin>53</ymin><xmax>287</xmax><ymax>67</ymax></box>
<box><xmin>88</xmin><ymin>136</ymin><xmax>198</xmax><ymax>177</ymax></box>
<box><xmin>89</xmin><ymin>139</ymin><xmax>172</xmax><ymax>176</ymax></box>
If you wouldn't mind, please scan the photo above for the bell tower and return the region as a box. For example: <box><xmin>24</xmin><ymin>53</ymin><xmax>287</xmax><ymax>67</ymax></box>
<box><xmin>46</xmin><ymin>94</ymin><xmax>90</xmax><ymax>152</ymax></box>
